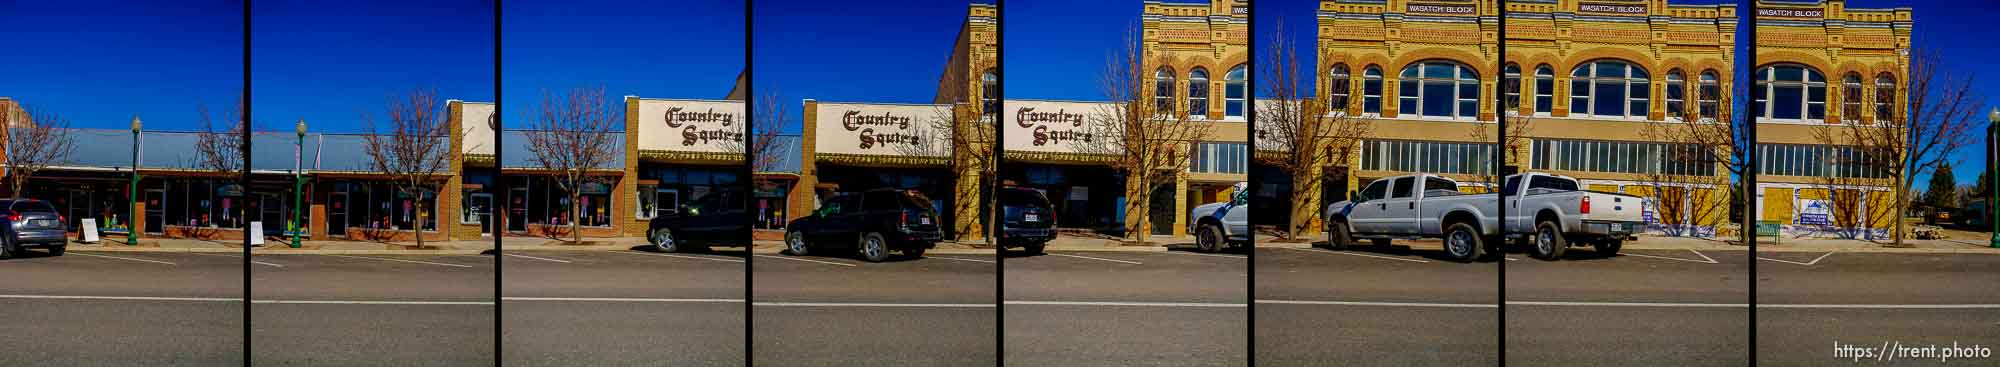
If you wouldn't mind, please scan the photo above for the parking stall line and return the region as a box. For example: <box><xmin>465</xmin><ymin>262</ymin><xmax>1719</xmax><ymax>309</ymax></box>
<box><xmin>1282</xmin><ymin>247</ymin><xmax>1428</xmax><ymax>263</ymax></box>
<box><xmin>68</xmin><ymin>252</ymin><xmax>176</xmax><ymax>265</ymax></box>
<box><xmin>1257</xmin><ymin>299</ymin><xmax>1496</xmax><ymax>308</ymax></box>
<box><xmin>610</xmin><ymin>250</ymin><xmax>746</xmax><ymax>263</ymax></box>
<box><xmin>1007</xmin><ymin>300</ymin><xmax>1246</xmax><ymax>308</ymax></box>
<box><xmin>924</xmin><ymin>256</ymin><xmax>996</xmax><ymax>264</ymax></box>
<box><xmin>0</xmin><ymin>294</ymin><xmax>239</xmax><ymax>302</ymax></box>
<box><xmin>753</xmin><ymin>254</ymin><xmax>856</xmax><ymax>267</ymax></box>
<box><xmin>503</xmin><ymin>253</ymin><xmax>572</xmax><ymax>263</ymax></box>
<box><xmin>1046</xmin><ymin>253</ymin><xmax>1142</xmax><ymax>265</ymax></box>
<box><xmin>319</xmin><ymin>254</ymin><xmax>474</xmax><ymax>268</ymax></box>
<box><xmin>1757</xmin><ymin>251</ymin><xmax>1834</xmax><ymax>266</ymax></box>
<box><xmin>1622</xmin><ymin>251</ymin><xmax>1719</xmax><ymax>264</ymax></box>
<box><xmin>1690</xmin><ymin>249</ymin><xmax>1716</xmax><ymax>263</ymax></box>
<box><xmin>1169</xmin><ymin>251</ymin><xmax>1246</xmax><ymax>259</ymax></box>
<box><xmin>183</xmin><ymin>252</ymin><xmax>285</xmax><ymax>267</ymax></box>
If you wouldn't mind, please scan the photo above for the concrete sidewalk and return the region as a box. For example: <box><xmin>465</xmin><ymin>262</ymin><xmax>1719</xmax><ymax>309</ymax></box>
<box><xmin>747</xmin><ymin>239</ymin><xmax>995</xmax><ymax>255</ymax></box>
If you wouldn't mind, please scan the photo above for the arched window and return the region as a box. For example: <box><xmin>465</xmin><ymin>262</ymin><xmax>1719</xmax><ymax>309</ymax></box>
<box><xmin>1225</xmin><ymin>65</ymin><xmax>1248</xmax><ymax>119</ymax></box>
<box><xmin>1362</xmin><ymin>66</ymin><xmax>1383</xmax><ymax>114</ymax></box>
<box><xmin>1569</xmin><ymin>60</ymin><xmax>1650</xmax><ymax>118</ymax></box>
<box><xmin>1753</xmin><ymin>64</ymin><xmax>1826</xmax><ymax>121</ymax></box>
<box><xmin>1840</xmin><ymin>73</ymin><xmax>1863</xmax><ymax>122</ymax></box>
<box><xmin>1665</xmin><ymin>70</ymin><xmax>1686</xmax><ymax>119</ymax></box>
<box><xmin>1154</xmin><ymin>67</ymin><xmax>1176</xmax><ymax>115</ymax></box>
<box><xmin>1502</xmin><ymin>64</ymin><xmax>1521</xmax><ymax>115</ymax></box>
<box><xmin>1188</xmin><ymin>68</ymin><xmax>1210</xmax><ymax>118</ymax></box>
<box><xmin>1874</xmin><ymin>74</ymin><xmax>1896</xmax><ymax>121</ymax></box>
<box><xmin>1328</xmin><ymin>64</ymin><xmax>1351</xmax><ymax>108</ymax></box>
<box><xmin>1698</xmin><ymin>71</ymin><xmax>1720</xmax><ymax>119</ymax></box>
<box><xmin>980</xmin><ymin>69</ymin><xmax>998</xmax><ymax>121</ymax></box>
<box><xmin>1534</xmin><ymin>65</ymin><xmax>1554</xmax><ymax>115</ymax></box>
<box><xmin>1397</xmin><ymin>60</ymin><xmax>1478</xmax><ymax>118</ymax></box>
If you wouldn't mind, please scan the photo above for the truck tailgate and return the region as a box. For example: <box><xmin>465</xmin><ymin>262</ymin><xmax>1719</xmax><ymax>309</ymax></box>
<box><xmin>1581</xmin><ymin>192</ymin><xmax>1645</xmax><ymax>223</ymax></box>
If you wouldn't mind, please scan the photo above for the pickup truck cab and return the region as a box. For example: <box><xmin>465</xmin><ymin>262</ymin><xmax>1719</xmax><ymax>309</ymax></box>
<box><xmin>1187</xmin><ymin>182</ymin><xmax>1250</xmax><ymax>253</ymax></box>
<box><xmin>1323</xmin><ymin>174</ymin><xmax>1499</xmax><ymax>262</ymax></box>
<box><xmin>645</xmin><ymin>189</ymin><xmax>748</xmax><ymax>253</ymax></box>
<box><xmin>1501</xmin><ymin>173</ymin><xmax>1645</xmax><ymax>260</ymax></box>
<box><xmin>784</xmin><ymin>188</ymin><xmax>943</xmax><ymax>262</ymax></box>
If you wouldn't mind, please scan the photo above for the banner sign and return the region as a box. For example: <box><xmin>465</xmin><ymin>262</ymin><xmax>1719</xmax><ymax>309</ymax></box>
<box><xmin>1407</xmin><ymin>3</ymin><xmax>1476</xmax><ymax>16</ymax></box>
<box><xmin>1757</xmin><ymin>8</ymin><xmax>1824</xmax><ymax>19</ymax></box>
<box><xmin>638</xmin><ymin>99</ymin><xmax>745</xmax><ymax>154</ymax></box>
<box><xmin>1578</xmin><ymin>3</ymin><xmax>1647</xmax><ymax>15</ymax></box>
<box><xmin>1796</xmin><ymin>199</ymin><xmax>1831</xmax><ymax>226</ymax></box>
<box><xmin>812</xmin><ymin>102</ymin><xmax>950</xmax><ymax>157</ymax></box>
<box><xmin>1003</xmin><ymin>100</ymin><xmax>1114</xmax><ymax>154</ymax></box>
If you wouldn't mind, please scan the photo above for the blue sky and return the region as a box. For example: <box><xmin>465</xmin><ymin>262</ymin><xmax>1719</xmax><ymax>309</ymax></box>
<box><xmin>1003</xmin><ymin>0</ymin><xmax>1149</xmax><ymax>101</ymax></box>
<box><xmin>251</xmin><ymin>0</ymin><xmax>494</xmax><ymax>133</ymax></box>
<box><xmin>0</xmin><ymin>1</ymin><xmax>243</xmax><ymax>132</ymax></box>
<box><xmin>502</xmin><ymin>0</ymin><xmax>743</xmax><ymax>124</ymax></box>
<box><xmin>752</xmin><ymin>0</ymin><xmax>979</xmax><ymax>134</ymax></box>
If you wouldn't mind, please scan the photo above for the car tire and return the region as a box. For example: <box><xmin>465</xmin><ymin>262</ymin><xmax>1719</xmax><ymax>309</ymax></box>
<box><xmin>903</xmin><ymin>246</ymin><xmax>927</xmax><ymax>259</ymax></box>
<box><xmin>1327</xmin><ymin>221</ymin><xmax>1353</xmax><ymax>250</ymax></box>
<box><xmin>1196</xmin><ymin>224</ymin><xmax>1223</xmax><ymax>253</ymax></box>
<box><xmin>48</xmin><ymin>245</ymin><xmax>64</xmax><ymax>256</ymax></box>
<box><xmin>1443</xmin><ymin>222</ymin><xmax>1484</xmax><ymax>263</ymax></box>
<box><xmin>858</xmin><ymin>232</ymin><xmax>891</xmax><ymax>263</ymax></box>
<box><xmin>650</xmin><ymin>228</ymin><xmax>682</xmax><ymax>253</ymax></box>
<box><xmin>1594</xmin><ymin>239</ymin><xmax>1622</xmax><ymax>256</ymax></box>
<box><xmin>1531</xmin><ymin>221</ymin><xmax>1567</xmax><ymax>260</ymax></box>
<box><xmin>784</xmin><ymin>231</ymin><xmax>810</xmax><ymax>256</ymax></box>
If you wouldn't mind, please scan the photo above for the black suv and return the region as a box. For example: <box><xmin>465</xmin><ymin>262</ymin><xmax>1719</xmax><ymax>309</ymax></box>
<box><xmin>646</xmin><ymin>189</ymin><xmax>748</xmax><ymax>253</ymax></box>
<box><xmin>784</xmin><ymin>188</ymin><xmax>942</xmax><ymax>262</ymax></box>
<box><xmin>998</xmin><ymin>186</ymin><xmax>1055</xmax><ymax>254</ymax></box>
<box><xmin>0</xmin><ymin>199</ymin><xmax>67</xmax><ymax>259</ymax></box>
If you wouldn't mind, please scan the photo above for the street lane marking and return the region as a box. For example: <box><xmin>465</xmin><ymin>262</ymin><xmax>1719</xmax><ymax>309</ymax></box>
<box><xmin>612</xmin><ymin>250</ymin><xmax>746</xmax><ymax>263</ymax></box>
<box><xmin>1758</xmin><ymin>304</ymin><xmax>2000</xmax><ymax>309</ymax></box>
<box><xmin>1048</xmin><ymin>253</ymin><xmax>1142</xmax><ymax>265</ymax></box>
<box><xmin>1510</xmin><ymin>301</ymin><xmax>1747</xmax><ymax>307</ymax></box>
<box><xmin>1258</xmin><ymin>299</ymin><xmax>1494</xmax><ymax>308</ymax></box>
<box><xmin>69</xmin><ymin>252</ymin><xmax>175</xmax><ymax>265</ymax></box>
<box><xmin>255</xmin><ymin>299</ymin><xmax>492</xmax><ymax>305</ymax></box>
<box><xmin>1008</xmin><ymin>300</ymin><xmax>1245</xmax><ymax>308</ymax></box>
<box><xmin>925</xmin><ymin>256</ymin><xmax>996</xmax><ymax>264</ymax></box>
<box><xmin>503</xmin><ymin>253</ymin><xmax>572</xmax><ymax>263</ymax></box>
<box><xmin>1171</xmin><ymin>251</ymin><xmax>1246</xmax><ymax>259</ymax></box>
<box><xmin>1505</xmin><ymin>257</ymin><xmax>1518</xmax><ymax>261</ymax></box>
<box><xmin>1757</xmin><ymin>251</ymin><xmax>1833</xmax><ymax>266</ymax></box>
<box><xmin>1690</xmin><ymin>249</ymin><xmax>1717</xmax><ymax>263</ymax></box>
<box><xmin>504</xmin><ymin>297</ymin><xmax>744</xmax><ymax>303</ymax></box>
<box><xmin>1283</xmin><ymin>247</ymin><xmax>1428</xmax><ymax>263</ymax></box>
<box><xmin>1623</xmin><ymin>249</ymin><xmax>1720</xmax><ymax>264</ymax></box>
<box><xmin>755</xmin><ymin>302</ymin><xmax>994</xmax><ymax>308</ymax></box>
<box><xmin>182</xmin><ymin>252</ymin><xmax>285</xmax><ymax>267</ymax></box>
<box><xmin>0</xmin><ymin>294</ymin><xmax>237</xmax><ymax>302</ymax></box>
<box><xmin>321</xmin><ymin>254</ymin><xmax>474</xmax><ymax>268</ymax></box>
<box><xmin>754</xmin><ymin>254</ymin><xmax>857</xmax><ymax>267</ymax></box>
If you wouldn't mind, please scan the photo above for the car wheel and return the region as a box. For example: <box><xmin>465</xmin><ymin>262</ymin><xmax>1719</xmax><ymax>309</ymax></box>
<box><xmin>650</xmin><ymin>229</ymin><xmax>682</xmax><ymax>253</ymax></box>
<box><xmin>1327</xmin><ymin>221</ymin><xmax>1353</xmax><ymax>250</ymax></box>
<box><xmin>903</xmin><ymin>246</ymin><xmax>927</xmax><ymax>259</ymax></box>
<box><xmin>1594</xmin><ymin>239</ymin><xmax>1622</xmax><ymax>256</ymax></box>
<box><xmin>1443</xmin><ymin>222</ymin><xmax>1484</xmax><ymax>262</ymax></box>
<box><xmin>858</xmin><ymin>232</ymin><xmax>890</xmax><ymax>262</ymax></box>
<box><xmin>1532</xmin><ymin>221</ymin><xmax>1567</xmax><ymax>260</ymax></box>
<box><xmin>1196</xmin><ymin>224</ymin><xmax>1223</xmax><ymax>253</ymax></box>
<box><xmin>48</xmin><ymin>245</ymin><xmax>64</xmax><ymax>256</ymax></box>
<box><xmin>784</xmin><ymin>231</ymin><xmax>810</xmax><ymax>256</ymax></box>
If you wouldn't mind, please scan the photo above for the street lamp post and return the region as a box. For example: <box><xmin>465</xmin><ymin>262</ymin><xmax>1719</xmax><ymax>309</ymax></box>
<box><xmin>293</xmin><ymin>119</ymin><xmax>306</xmax><ymax>248</ymax></box>
<box><xmin>1988</xmin><ymin>108</ymin><xmax>1999</xmax><ymax>248</ymax></box>
<box><xmin>128</xmin><ymin>116</ymin><xmax>141</xmax><ymax>246</ymax></box>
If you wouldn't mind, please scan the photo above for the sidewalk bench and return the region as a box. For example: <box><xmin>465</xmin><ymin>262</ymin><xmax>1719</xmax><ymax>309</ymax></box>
<box><xmin>1754</xmin><ymin>222</ymin><xmax>1782</xmax><ymax>245</ymax></box>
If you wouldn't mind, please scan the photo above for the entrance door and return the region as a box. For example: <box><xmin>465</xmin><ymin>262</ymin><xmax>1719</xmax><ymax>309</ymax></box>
<box><xmin>260</xmin><ymin>194</ymin><xmax>284</xmax><ymax>236</ymax></box>
<box><xmin>1149</xmin><ymin>184</ymin><xmax>1175</xmax><ymax>236</ymax></box>
<box><xmin>508</xmin><ymin>187</ymin><xmax>528</xmax><ymax>233</ymax></box>
<box><xmin>658</xmin><ymin>189</ymin><xmax>680</xmax><ymax>216</ymax></box>
<box><xmin>468</xmin><ymin>193</ymin><xmax>492</xmax><ymax>235</ymax></box>
<box><xmin>144</xmin><ymin>189</ymin><xmax>165</xmax><ymax>234</ymax></box>
<box><xmin>68</xmin><ymin>190</ymin><xmax>91</xmax><ymax>230</ymax></box>
<box><xmin>327</xmin><ymin>192</ymin><xmax>348</xmax><ymax>236</ymax></box>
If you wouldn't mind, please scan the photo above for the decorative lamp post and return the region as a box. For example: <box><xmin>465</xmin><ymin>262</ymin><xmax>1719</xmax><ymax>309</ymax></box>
<box><xmin>1988</xmin><ymin>108</ymin><xmax>1999</xmax><ymax>248</ymax></box>
<box><xmin>128</xmin><ymin>116</ymin><xmax>141</xmax><ymax>246</ymax></box>
<box><xmin>293</xmin><ymin>119</ymin><xmax>306</xmax><ymax>248</ymax></box>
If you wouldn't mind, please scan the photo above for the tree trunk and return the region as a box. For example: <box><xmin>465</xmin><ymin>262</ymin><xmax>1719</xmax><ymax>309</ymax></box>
<box><xmin>1892</xmin><ymin>178</ymin><xmax>1907</xmax><ymax>247</ymax></box>
<box><xmin>413</xmin><ymin>198</ymin><xmax>426</xmax><ymax>249</ymax></box>
<box><xmin>571</xmin><ymin>192</ymin><xmax>583</xmax><ymax>244</ymax></box>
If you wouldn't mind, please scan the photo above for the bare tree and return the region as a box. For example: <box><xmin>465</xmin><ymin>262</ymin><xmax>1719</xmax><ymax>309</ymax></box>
<box><xmin>1813</xmin><ymin>48</ymin><xmax>1981</xmax><ymax>246</ymax></box>
<box><xmin>1085</xmin><ymin>25</ymin><xmax>1214</xmax><ymax>243</ymax></box>
<box><xmin>894</xmin><ymin>102</ymin><xmax>993</xmax><ymax>241</ymax></box>
<box><xmin>1253</xmin><ymin>23</ymin><xmax>1370</xmax><ymax>240</ymax></box>
<box><xmin>1638</xmin><ymin>109</ymin><xmax>1736</xmax><ymax>237</ymax></box>
<box><xmin>521</xmin><ymin>87</ymin><xmax>621</xmax><ymax>244</ymax></box>
<box><xmin>195</xmin><ymin>99</ymin><xmax>246</xmax><ymax>176</ymax></box>
<box><xmin>738</xmin><ymin>90</ymin><xmax>789</xmax><ymax>178</ymax></box>
<box><xmin>1467</xmin><ymin>115</ymin><xmax>1531</xmax><ymax>189</ymax></box>
<box><xmin>361</xmin><ymin>89</ymin><xmax>453</xmax><ymax>248</ymax></box>
<box><xmin>1</xmin><ymin>104</ymin><xmax>76</xmax><ymax>198</ymax></box>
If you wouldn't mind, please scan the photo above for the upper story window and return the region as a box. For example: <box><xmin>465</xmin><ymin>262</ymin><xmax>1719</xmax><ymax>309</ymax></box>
<box><xmin>1189</xmin><ymin>68</ymin><xmax>1210</xmax><ymax>119</ymax></box>
<box><xmin>1569</xmin><ymin>60</ymin><xmax>1650</xmax><ymax>119</ymax></box>
<box><xmin>1533</xmin><ymin>65</ymin><xmax>1554</xmax><ymax>116</ymax></box>
<box><xmin>1841</xmin><ymin>73</ymin><xmax>1864</xmax><ymax>122</ymax></box>
<box><xmin>1154</xmin><ymin>67</ymin><xmax>1176</xmax><ymax>116</ymax></box>
<box><xmin>1225</xmin><ymin>65</ymin><xmax>1248</xmax><ymax>119</ymax></box>
<box><xmin>1328</xmin><ymin>64</ymin><xmax>1351</xmax><ymax>108</ymax></box>
<box><xmin>1753</xmin><ymin>64</ymin><xmax>1825</xmax><ymax>121</ymax></box>
<box><xmin>1397</xmin><ymin>60</ymin><xmax>1478</xmax><ymax>119</ymax></box>
<box><xmin>980</xmin><ymin>69</ymin><xmax>998</xmax><ymax>121</ymax></box>
<box><xmin>1874</xmin><ymin>74</ymin><xmax>1896</xmax><ymax>122</ymax></box>
<box><xmin>1362</xmin><ymin>66</ymin><xmax>1384</xmax><ymax>114</ymax></box>
<box><xmin>1665</xmin><ymin>70</ymin><xmax>1686</xmax><ymax>119</ymax></box>
<box><xmin>1502</xmin><ymin>64</ymin><xmax>1521</xmax><ymax>116</ymax></box>
<box><xmin>1698</xmin><ymin>71</ymin><xmax>1720</xmax><ymax>119</ymax></box>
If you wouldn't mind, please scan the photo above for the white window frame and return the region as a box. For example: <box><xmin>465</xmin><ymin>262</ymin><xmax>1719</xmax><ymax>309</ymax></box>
<box><xmin>1665</xmin><ymin>70</ymin><xmax>1686</xmax><ymax>120</ymax></box>
<box><xmin>1755</xmin><ymin>64</ymin><xmax>1827</xmax><ymax>123</ymax></box>
<box><xmin>1396</xmin><ymin>60</ymin><xmax>1480</xmax><ymax>121</ymax></box>
<box><xmin>1569</xmin><ymin>60</ymin><xmax>1651</xmax><ymax>120</ymax></box>
<box><xmin>1154</xmin><ymin>67</ymin><xmax>1176</xmax><ymax>117</ymax></box>
<box><xmin>1224</xmin><ymin>65</ymin><xmax>1248</xmax><ymax>120</ymax></box>
<box><xmin>1533</xmin><ymin>65</ymin><xmax>1555</xmax><ymax>117</ymax></box>
<box><xmin>1188</xmin><ymin>68</ymin><xmax>1210</xmax><ymax>120</ymax></box>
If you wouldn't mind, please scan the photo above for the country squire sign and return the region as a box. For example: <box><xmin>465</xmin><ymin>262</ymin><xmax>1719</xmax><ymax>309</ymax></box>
<box><xmin>637</xmin><ymin>99</ymin><xmax>743</xmax><ymax>153</ymax></box>
<box><xmin>1003</xmin><ymin>100</ymin><xmax>1113</xmax><ymax>154</ymax></box>
<box><xmin>812</xmin><ymin>102</ymin><xmax>949</xmax><ymax>157</ymax></box>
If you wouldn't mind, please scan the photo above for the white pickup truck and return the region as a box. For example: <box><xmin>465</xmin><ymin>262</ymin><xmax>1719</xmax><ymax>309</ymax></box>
<box><xmin>1187</xmin><ymin>182</ymin><xmax>1250</xmax><ymax>253</ymax></box>
<box><xmin>1323</xmin><ymin>173</ymin><xmax>1645</xmax><ymax>262</ymax></box>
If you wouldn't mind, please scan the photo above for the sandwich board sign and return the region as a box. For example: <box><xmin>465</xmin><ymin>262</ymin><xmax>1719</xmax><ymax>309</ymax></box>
<box><xmin>249</xmin><ymin>222</ymin><xmax>265</xmax><ymax>246</ymax></box>
<box><xmin>80</xmin><ymin>219</ymin><xmax>99</xmax><ymax>243</ymax></box>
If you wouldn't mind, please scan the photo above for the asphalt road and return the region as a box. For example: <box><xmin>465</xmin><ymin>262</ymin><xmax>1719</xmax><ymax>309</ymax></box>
<box><xmin>752</xmin><ymin>250</ymin><xmax>995</xmax><ymax>366</ymax></box>
<box><xmin>500</xmin><ymin>248</ymin><xmax>746</xmax><ymax>367</ymax></box>
<box><xmin>249</xmin><ymin>252</ymin><xmax>495</xmax><ymax>366</ymax></box>
<box><xmin>1005</xmin><ymin>247</ymin><xmax>1248</xmax><ymax>366</ymax></box>
<box><xmin>1255</xmin><ymin>244</ymin><xmax>1497</xmax><ymax>367</ymax></box>
<box><xmin>0</xmin><ymin>250</ymin><xmax>243</xmax><ymax>366</ymax></box>
<box><xmin>1755</xmin><ymin>251</ymin><xmax>2000</xmax><ymax>366</ymax></box>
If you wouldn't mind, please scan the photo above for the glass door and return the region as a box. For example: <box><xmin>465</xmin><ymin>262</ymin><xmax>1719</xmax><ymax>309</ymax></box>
<box><xmin>327</xmin><ymin>192</ymin><xmax>348</xmax><ymax>236</ymax></box>
<box><xmin>144</xmin><ymin>189</ymin><xmax>165</xmax><ymax>234</ymax></box>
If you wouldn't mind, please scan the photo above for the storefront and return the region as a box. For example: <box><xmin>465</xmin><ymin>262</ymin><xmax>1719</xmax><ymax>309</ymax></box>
<box><xmin>789</xmin><ymin>101</ymin><xmax>968</xmax><ymax>239</ymax></box>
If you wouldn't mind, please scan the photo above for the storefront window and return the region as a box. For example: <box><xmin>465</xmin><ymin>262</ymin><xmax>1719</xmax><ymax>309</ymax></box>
<box><xmin>636</xmin><ymin>184</ymin><xmax>660</xmax><ymax>219</ymax></box>
<box><xmin>1398</xmin><ymin>60</ymin><xmax>1479</xmax><ymax>119</ymax></box>
<box><xmin>1191</xmin><ymin>142</ymin><xmax>1247</xmax><ymax>174</ymax></box>
<box><xmin>1568</xmin><ymin>60</ymin><xmax>1650</xmax><ymax>119</ymax></box>
<box><xmin>1754</xmin><ymin>64</ymin><xmax>1826</xmax><ymax>121</ymax></box>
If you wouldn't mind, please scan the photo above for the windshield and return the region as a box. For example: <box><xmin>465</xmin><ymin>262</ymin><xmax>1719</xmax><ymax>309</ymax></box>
<box><xmin>10</xmin><ymin>201</ymin><xmax>56</xmax><ymax>214</ymax></box>
<box><xmin>1001</xmin><ymin>189</ymin><xmax>1051</xmax><ymax>207</ymax></box>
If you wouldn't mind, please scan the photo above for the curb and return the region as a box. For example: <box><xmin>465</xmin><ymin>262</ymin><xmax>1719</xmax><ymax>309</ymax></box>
<box><xmin>747</xmin><ymin>248</ymin><xmax>994</xmax><ymax>255</ymax></box>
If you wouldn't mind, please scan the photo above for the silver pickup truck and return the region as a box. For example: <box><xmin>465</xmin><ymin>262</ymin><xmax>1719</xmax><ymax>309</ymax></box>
<box><xmin>1187</xmin><ymin>182</ymin><xmax>1250</xmax><ymax>253</ymax></box>
<box><xmin>1323</xmin><ymin>173</ymin><xmax>1645</xmax><ymax>262</ymax></box>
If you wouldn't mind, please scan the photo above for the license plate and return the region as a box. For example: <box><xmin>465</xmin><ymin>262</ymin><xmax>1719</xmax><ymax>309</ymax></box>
<box><xmin>1024</xmin><ymin>213</ymin><xmax>1039</xmax><ymax>222</ymax></box>
<box><xmin>30</xmin><ymin>219</ymin><xmax>56</xmax><ymax>228</ymax></box>
<box><xmin>920</xmin><ymin>217</ymin><xmax>932</xmax><ymax>225</ymax></box>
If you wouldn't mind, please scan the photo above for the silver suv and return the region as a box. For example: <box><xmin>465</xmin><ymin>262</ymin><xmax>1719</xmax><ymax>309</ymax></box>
<box><xmin>0</xmin><ymin>199</ymin><xmax>68</xmax><ymax>259</ymax></box>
